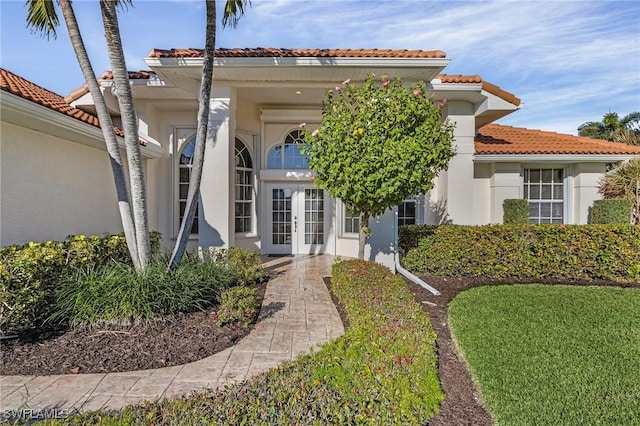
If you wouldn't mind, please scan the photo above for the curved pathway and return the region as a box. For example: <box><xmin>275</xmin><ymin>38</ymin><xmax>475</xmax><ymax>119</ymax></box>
<box><xmin>0</xmin><ymin>255</ymin><xmax>343</xmax><ymax>416</ymax></box>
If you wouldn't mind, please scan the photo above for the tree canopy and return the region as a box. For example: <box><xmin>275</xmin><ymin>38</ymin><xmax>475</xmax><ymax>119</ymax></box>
<box><xmin>578</xmin><ymin>111</ymin><xmax>640</xmax><ymax>145</ymax></box>
<box><xmin>304</xmin><ymin>74</ymin><xmax>456</xmax><ymax>258</ymax></box>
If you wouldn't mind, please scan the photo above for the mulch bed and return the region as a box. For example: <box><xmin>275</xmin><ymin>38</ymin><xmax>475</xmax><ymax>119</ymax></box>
<box><xmin>0</xmin><ymin>281</ymin><xmax>267</xmax><ymax>376</ymax></box>
<box><xmin>407</xmin><ymin>275</ymin><xmax>640</xmax><ymax>426</ymax></box>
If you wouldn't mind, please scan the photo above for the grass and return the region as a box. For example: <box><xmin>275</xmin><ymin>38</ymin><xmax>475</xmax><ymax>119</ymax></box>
<box><xmin>40</xmin><ymin>259</ymin><xmax>442</xmax><ymax>425</ymax></box>
<box><xmin>448</xmin><ymin>284</ymin><xmax>640</xmax><ymax>425</ymax></box>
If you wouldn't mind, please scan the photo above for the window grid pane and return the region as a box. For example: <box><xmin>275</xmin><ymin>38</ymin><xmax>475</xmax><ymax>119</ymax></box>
<box><xmin>524</xmin><ymin>168</ymin><xmax>564</xmax><ymax>224</ymax></box>
<box><xmin>234</xmin><ymin>139</ymin><xmax>253</xmax><ymax>233</ymax></box>
<box><xmin>305</xmin><ymin>189</ymin><xmax>324</xmax><ymax>244</ymax></box>
<box><xmin>344</xmin><ymin>205</ymin><xmax>360</xmax><ymax>234</ymax></box>
<box><xmin>398</xmin><ymin>200</ymin><xmax>417</xmax><ymax>226</ymax></box>
<box><xmin>272</xmin><ymin>189</ymin><xmax>292</xmax><ymax>245</ymax></box>
<box><xmin>267</xmin><ymin>130</ymin><xmax>310</xmax><ymax>170</ymax></box>
<box><xmin>178</xmin><ymin>138</ymin><xmax>198</xmax><ymax>234</ymax></box>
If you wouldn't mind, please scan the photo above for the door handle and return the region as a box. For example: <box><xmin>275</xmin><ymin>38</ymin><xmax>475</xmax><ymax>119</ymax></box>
<box><xmin>294</xmin><ymin>216</ymin><xmax>297</xmax><ymax>232</ymax></box>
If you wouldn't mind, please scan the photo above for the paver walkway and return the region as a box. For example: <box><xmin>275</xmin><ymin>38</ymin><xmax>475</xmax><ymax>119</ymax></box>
<box><xmin>0</xmin><ymin>254</ymin><xmax>343</xmax><ymax>416</ymax></box>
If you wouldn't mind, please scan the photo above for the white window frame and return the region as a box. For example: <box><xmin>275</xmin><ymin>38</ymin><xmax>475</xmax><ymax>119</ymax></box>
<box><xmin>522</xmin><ymin>166</ymin><xmax>571</xmax><ymax>224</ymax></box>
<box><xmin>173</xmin><ymin>128</ymin><xmax>199</xmax><ymax>238</ymax></box>
<box><xmin>234</xmin><ymin>136</ymin><xmax>255</xmax><ymax>235</ymax></box>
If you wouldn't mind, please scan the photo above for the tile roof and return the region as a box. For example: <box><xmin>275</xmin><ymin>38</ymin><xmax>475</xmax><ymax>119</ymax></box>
<box><xmin>64</xmin><ymin>70</ymin><xmax>155</xmax><ymax>103</ymax></box>
<box><xmin>437</xmin><ymin>74</ymin><xmax>521</xmax><ymax>106</ymax></box>
<box><xmin>0</xmin><ymin>68</ymin><xmax>135</xmax><ymax>141</ymax></box>
<box><xmin>476</xmin><ymin>124</ymin><xmax>640</xmax><ymax>155</ymax></box>
<box><xmin>147</xmin><ymin>47</ymin><xmax>447</xmax><ymax>59</ymax></box>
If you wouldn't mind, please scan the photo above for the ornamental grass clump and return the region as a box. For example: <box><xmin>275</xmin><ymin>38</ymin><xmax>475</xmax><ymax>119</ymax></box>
<box><xmin>50</xmin><ymin>255</ymin><xmax>234</xmax><ymax>328</ymax></box>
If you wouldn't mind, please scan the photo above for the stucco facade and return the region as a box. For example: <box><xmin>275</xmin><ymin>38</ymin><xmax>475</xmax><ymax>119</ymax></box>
<box><xmin>2</xmin><ymin>49</ymin><xmax>639</xmax><ymax>270</ymax></box>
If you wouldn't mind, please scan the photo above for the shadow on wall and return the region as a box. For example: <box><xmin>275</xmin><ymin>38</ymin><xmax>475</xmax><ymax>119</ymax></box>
<box><xmin>426</xmin><ymin>197</ymin><xmax>451</xmax><ymax>225</ymax></box>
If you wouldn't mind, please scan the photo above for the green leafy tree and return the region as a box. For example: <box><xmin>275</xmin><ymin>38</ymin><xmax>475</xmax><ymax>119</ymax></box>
<box><xmin>304</xmin><ymin>75</ymin><xmax>456</xmax><ymax>259</ymax></box>
<box><xmin>578</xmin><ymin>111</ymin><xmax>640</xmax><ymax>145</ymax></box>
<box><xmin>599</xmin><ymin>158</ymin><xmax>640</xmax><ymax>224</ymax></box>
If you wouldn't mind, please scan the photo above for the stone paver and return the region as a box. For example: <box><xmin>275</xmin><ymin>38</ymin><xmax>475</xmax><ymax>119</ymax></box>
<box><xmin>0</xmin><ymin>254</ymin><xmax>343</xmax><ymax>418</ymax></box>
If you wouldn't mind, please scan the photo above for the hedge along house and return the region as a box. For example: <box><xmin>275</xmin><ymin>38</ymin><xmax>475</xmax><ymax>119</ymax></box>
<box><xmin>2</xmin><ymin>48</ymin><xmax>640</xmax><ymax>270</ymax></box>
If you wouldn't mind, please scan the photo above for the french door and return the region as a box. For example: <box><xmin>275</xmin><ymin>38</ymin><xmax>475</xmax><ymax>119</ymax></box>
<box><xmin>263</xmin><ymin>183</ymin><xmax>328</xmax><ymax>254</ymax></box>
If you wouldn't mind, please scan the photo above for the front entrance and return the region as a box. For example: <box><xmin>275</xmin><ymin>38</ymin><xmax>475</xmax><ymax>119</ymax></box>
<box><xmin>263</xmin><ymin>183</ymin><xmax>328</xmax><ymax>254</ymax></box>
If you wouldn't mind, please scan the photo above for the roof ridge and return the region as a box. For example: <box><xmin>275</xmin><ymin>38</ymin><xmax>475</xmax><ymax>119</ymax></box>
<box><xmin>1</xmin><ymin>67</ymin><xmax>68</xmax><ymax>101</ymax></box>
<box><xmin>146</xmin><ymin>47</ymin><xmax>447</xmax><ymax>58</ymax></box>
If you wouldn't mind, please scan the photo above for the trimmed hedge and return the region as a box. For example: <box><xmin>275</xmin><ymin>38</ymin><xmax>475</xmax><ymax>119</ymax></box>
<box><xmin>503</xmin><ymin>199</ymin><xmax>529</xmax><ymax>224</ymax></box>
<box><xmin>590</xmin><ymin>199</ymin><xmax>632</xmax><ymax>224</ymax></box>
<box><xmin>0</xmin><ymin>232</ymin><xmax>161</xmax><ymax>334</ymax></box>
<box><xmin>402</xmin><ymin>225</ymin><xmax>640</xmax><ymax>282</ymax></box>
<box><xmin>60</xmin><ymin>259</ymin><xmax>443</xmax><ymax>425</ymax></box>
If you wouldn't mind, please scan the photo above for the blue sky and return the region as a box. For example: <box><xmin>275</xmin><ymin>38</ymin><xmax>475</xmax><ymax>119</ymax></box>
<box><xmin>1</xmin><ymin>0</ymin><xmax>639</xmax><ymax>135</ymax></box>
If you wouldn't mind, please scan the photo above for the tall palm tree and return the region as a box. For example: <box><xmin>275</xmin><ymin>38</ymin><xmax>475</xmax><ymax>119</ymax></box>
<box><xmin>100</xmin><ymin>0</ymin><xmax>152</xmax><ymax>268</ymax></box>
<box><xmin>578</xmin><ymin>111</ymin><xmax>640</xmax><ymax>144</ymax></box>
<box><xmin>169</xmin><ymin>0</ymin><xmax>251</xmax><ymax>269</ymax></box>
<box><xmin>26</xmin><ymin>0</ymin><xmax>142</xmax><ymax>270</ymax></box>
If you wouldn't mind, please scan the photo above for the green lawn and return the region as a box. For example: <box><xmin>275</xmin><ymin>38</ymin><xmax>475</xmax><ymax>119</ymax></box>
<box><xmin>448</xmin><ymin>285</ymin><xmax>640</xmax><ymax>426</ymax></box>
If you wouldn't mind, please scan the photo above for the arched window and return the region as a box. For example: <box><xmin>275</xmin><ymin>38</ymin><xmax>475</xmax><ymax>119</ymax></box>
<box><xmin>267</xmin><ymin>129</ymin><xmax>309</xmax><ymax>169</ymax></box>
<box><xmin>178</xmin><ymin>136</ymin><xmax>198</xmax><ymax>234</ymax></box>
<box><xmin>235</xmin><ymin>138</ymin><xmax>253</xmax><ymax>233</ymax></box>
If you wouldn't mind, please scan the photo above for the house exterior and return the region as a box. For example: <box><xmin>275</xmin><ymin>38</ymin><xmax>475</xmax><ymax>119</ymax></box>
<box><xmin>2</xmin><ymin>48</ymin><xmax>639</xmax><ymax>269</ymax></box>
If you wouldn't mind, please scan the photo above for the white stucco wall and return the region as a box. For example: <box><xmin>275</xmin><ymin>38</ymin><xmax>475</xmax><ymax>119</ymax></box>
<box><xmin>490</xmin><ymin>162</ymin><xmax>522</xmax><ymax>223</ymax></box>
<box><xmin>0</xmin><ymin>122</ymin><xmax>123</xmax><ymax>246</ymax></box>
<box><xmin>572</xmin><ymin>163</ymin><xmax>605</xmax><ymax>224</ymax></box>
<box><xmin>442</xmin><ymin>101</ymin><xmax>476</xmax><ymax>224</ymax></box>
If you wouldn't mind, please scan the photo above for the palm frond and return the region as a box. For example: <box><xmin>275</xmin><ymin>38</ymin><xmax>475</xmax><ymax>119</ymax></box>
<box><xmin>222</xmin><ymin>0</ymin><xmax>251</xmax><ymax>28</ymax></box>
<box><xmin>25</xmin><ymin>0</ymin><xmax>59</xmax><ymax>40</ymax></box>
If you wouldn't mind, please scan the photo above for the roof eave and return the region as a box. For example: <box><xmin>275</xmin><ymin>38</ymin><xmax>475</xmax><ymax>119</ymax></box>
<box><xmin>1</xmin><ymin>91</ymin><xmax>162</xmax><ymax>159</ymax></box>
<box><xmin>473</xmin><ymin>153</ymin><xmax>640</xmax><ymax>162</ymax></box>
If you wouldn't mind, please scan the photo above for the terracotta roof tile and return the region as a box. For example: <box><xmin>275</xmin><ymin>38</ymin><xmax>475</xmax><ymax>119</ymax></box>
<box><xmin>476</xmin><ymin>124</ymin><xmax>640</xmax><ymax>155</ymax></box>
<box><xmin>0</xmin><ymin>68</ymin><xmax>133</xmax><ymax>141</ymax></box>
<box><xmin>64</xmin><ymin>70</ymin><xmax>156</xmax><ymax>103</ymax></box>
<box><xmin>147</xmin><ymin>47</ymin><xmax>447</xmax><ymax>59</ymax></box>
<box><xmin>437</xmin><ymin>74</ymin><xmax>521</xmax><ymax>106</ymax></box>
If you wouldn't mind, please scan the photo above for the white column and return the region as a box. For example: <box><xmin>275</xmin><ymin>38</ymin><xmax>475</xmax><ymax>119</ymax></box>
<box><xmin>573</xmin><ymin>163</ymin><xmax>605</xmax><ymax>224</ymax></box>
<box><xmin>199</xmin><ymin>84</ymin><xmax>235</xmax><ymax>250</ymax></box>
<box><xmin>443</xmin><ymin>101</ymin><xmax>476</xmax><ymax>224</ymax></box>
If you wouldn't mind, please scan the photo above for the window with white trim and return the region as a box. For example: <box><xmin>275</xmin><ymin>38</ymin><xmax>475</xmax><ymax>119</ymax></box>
<box><xmin>344</xmin><ymin>204</ymin><xmax>360</xmax><ymax>234</ymax></box>
<box><xmin>178</xmin><ymin>136</ymin><xmax>198</xmax><ymax>234</ymax></box>
<box><xmin>235</xmin><ymin>138</ymin><xmax>253</xmax><ymax>233</ymax></box>
<box><xmin>524</xmin><ymin>168</ymin><xmax>564</xmax><ymax>224</ymax></box>
<box><xmin>398</xmin><ymin>199</ymin><xmax>417</xmax><ymax>226</ymax></box>
<box><xmin>267</xmin><ymin>130</ymin><xmax>309</xmax><ymax>169</ymax></box>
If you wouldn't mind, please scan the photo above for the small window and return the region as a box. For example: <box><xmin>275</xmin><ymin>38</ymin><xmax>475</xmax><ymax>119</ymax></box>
<box><xmin>235</xmin><ymin>138</ymin><xmax>253</xmax><ymax>233</ymax></box>
<box><xmin>344</xmin><ymin>204</ymin><xmax>360</xmax><ymax>234</ymax></box>
<box><xmin>398</xmin><ymin>199</ymin><xmax>417</xmax><ymax>226</ymax></box>
<box><xmin>267</xmin><ymin>130</ymin><xmax>309</xmax><ymax>169</ymax></box>
<box><xmin>524</xmin><ymin>168</ymin><xmax>564</xmax><ymax>224</ymax></box>
<box><xmin>178</xmin><ymin>137</ymin><xmax>198</xmax><ymax>234</ymax></box>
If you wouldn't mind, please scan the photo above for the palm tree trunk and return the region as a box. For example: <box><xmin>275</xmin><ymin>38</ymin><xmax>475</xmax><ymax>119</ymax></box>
<box><xmin>58</xmin><ymin>0</ymin><xmax>140</xmax><ymax>270</ymax></box>
<box><xmin>169</xmin><ymin>0</ymin><xmax>217</xmax><ymax>269</ymax></box>
<box><xmin>100</xmin><ymin>0</ymin><xmax>152</xmax><ymax>269</ymax></box>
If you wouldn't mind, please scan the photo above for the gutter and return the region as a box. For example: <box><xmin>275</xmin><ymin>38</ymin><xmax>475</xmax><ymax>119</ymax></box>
<box><xmin>393</xmin><ymin>207</ymin><xmax>441</xmax><ymax>296</ymax></box>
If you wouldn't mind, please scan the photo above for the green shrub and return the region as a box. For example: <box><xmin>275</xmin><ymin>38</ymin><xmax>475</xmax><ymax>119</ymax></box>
<box><xmin>503</xmin><ymin>199</ymin><xmax>530</xmax><ymax>224</ymax></box>
<box><xmin>0</xmin><ymin>232</ymin><xmax>162</xmax><ymax>334</ymax></box>
<box><xmin>64</xmin><ymin>259</ymin><xmax>443</xmax><ymax>425</ymax></box>
<box><xmin>49</xmin><ymin>255</ymin><xmax>233</xmax><ymax>328</ymax></box>
<box><xmin>402</xmin><ymin>224</ymin><xmax>640</xmax><ymax>282</ymax></box>
<box><xmin>398</xmin><ymin>224</ymin><xmax>437</xmax><ymax>255</ymax></box>
<box><xmin>214</xmin><ymin>286</ymin><xmax>259</xmax><ymax>326</ymax></box>
<box><xmin>209</xmin><ymin>247</ymin><xmax>265</xmax><ymax>285</ymax></box>
<box><xmin>590</xmin><ymin>199</ymin><xmax>632</xmax><ymax>224</ymax></box>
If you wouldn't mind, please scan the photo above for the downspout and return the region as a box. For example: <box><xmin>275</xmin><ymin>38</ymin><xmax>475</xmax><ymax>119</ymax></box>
<box><xmin>394</xmin><ymin>207</ymin><xmax>441</xmax><ymax>296</ymax></box>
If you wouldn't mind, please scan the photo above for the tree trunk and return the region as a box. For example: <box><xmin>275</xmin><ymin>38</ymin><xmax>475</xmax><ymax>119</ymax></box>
<box><xmin>100</xmin><ymin>0</ymin><xmax>152</xmax><ymax>270</ymax></box>
<box><xmin>58</xmin><ymin>0</ymin><xmax>140</xmax><ymax>270</ymax></box>
<box><xmin>358</xmin><ymin>213</ymin><xmax>369</xmax><ymax>260</ymax></box>
<box><xmin>169</xmin><ymin>0</ymin><xmax>217</xmax><ymax>269</ymax></box>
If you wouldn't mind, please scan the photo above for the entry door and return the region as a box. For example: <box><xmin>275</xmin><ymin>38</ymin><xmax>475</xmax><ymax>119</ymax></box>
<box><xmin>264</xmin><ymin>183</ymin><xmax>327</xmax><ymax>254</ymax></box>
